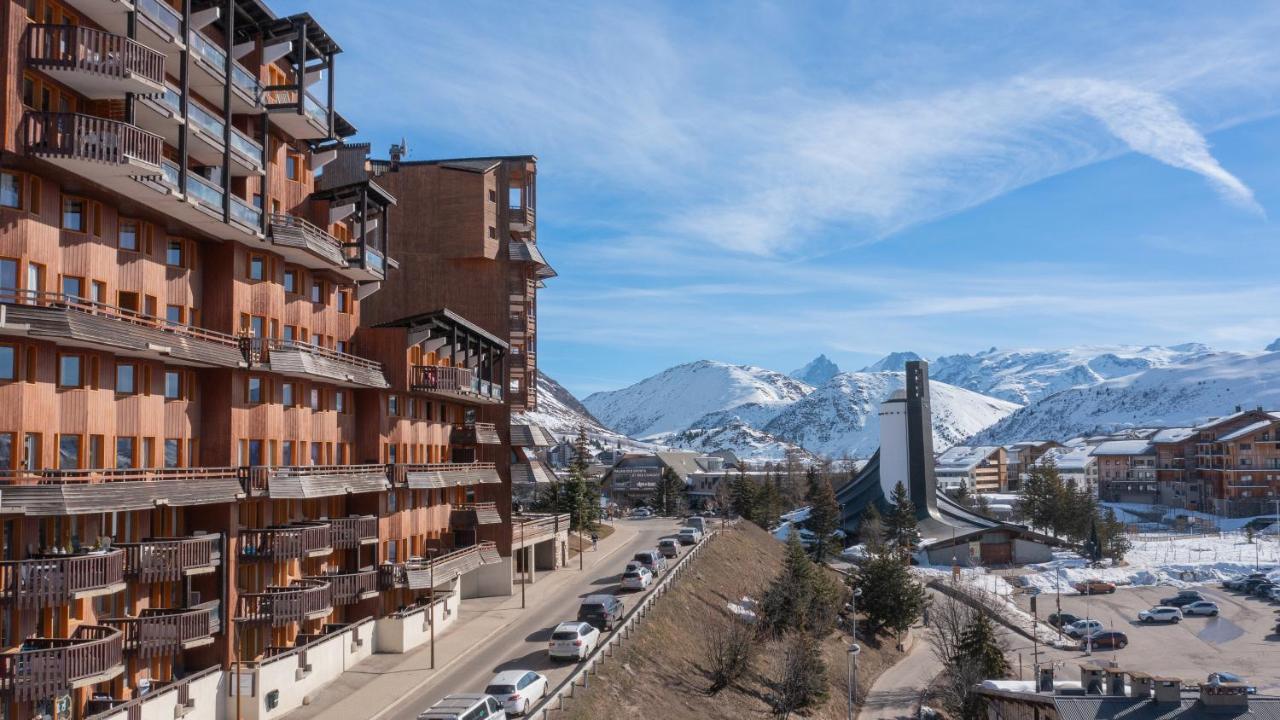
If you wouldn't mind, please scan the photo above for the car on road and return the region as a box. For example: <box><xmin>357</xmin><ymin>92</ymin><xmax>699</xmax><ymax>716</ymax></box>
<box><xmin>686</xmin><ymin>516</ymin><xmax>708</xmax><ymax>534</ymax></box>
<box><xmin>1138</xmin><ymin>606</ymin><xmax>1183</xmax><ymax>623</ymax></box>
<box><xmin>677</xmin><ymin>527</ymin><xmax>703</xmax><ymax>545</ymax></box>
<box><xmin>1159</xmin><ymin>590</ymin><xmax>1204</xmax><ymax>607</ymax></box>
<box><xmin>1064</xmin><ymin>619</ymin><xmax>1105</xmax><ymax>638</ymax></box>
<box><xmin>1207</xmin><ymin>672</ymin><xmax>1258</xmax><ymax>694</ymax></box>
<box><xmin>631</xmin><ymin>507</ymin><xmax>653</xmax><ymax>518</ymax></box>
<box><xmin>1182</xmin><ymin>600</ymin><xmax>1220</xmax><ymax>616</ymax></box>
<box><xmin>633</xmin><ymin>550</ymin><xmax>667</xmax><ymax>576</ymax></box>
<box><xmin>1048</xmin><ymin>612</ymin><xmax>1080</xmax><ymax>629</ymax></box>
<box><xmin>417</xmin><ymin>693</ymin><xmax>507</xmax><ymax>720</ymax></box>
<box><xmin>1080</xmin><ymin>631</ymin><xmax>1128</xmax><ymax>650</ymax></box>
<box><xmin>621</xmin><ymin>566</ymin><xmax>653</xmax><ymax>591</ymax></box>
<box><xmin>548</xmin><ymin>621</ymin><xmax>600</xmax><ymax>661</ymax></box>
<box><xmin>1074</xmin><ymin>580</ymin><xmax>1116</xmax><ymax>595</ymax></box>
<box><xmin>484</xmin><ymin>670</ymin><xmax>548</xmax><ymax>716</ymax></box>
<box><xmin>577</xmin><ymin>594</ymin><xmax>625</xmax><ymax>631</ymax></box>
<box><xmin>657</xmin><ymin>538</ymin><xmax>680</xmax><ymax>558</ymax></box>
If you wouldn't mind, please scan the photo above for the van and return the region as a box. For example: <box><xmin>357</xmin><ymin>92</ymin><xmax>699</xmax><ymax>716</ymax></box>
<box><xmin>686</xmin><ymin>516</ymin><xmax>707</xmax><ymax>534</ymax></box>
<box><xmin>577</xmin><ymin>594</ymin><xmax>625</xmax><ymax>631</ymax></box>
<box><xmin>417</xmin><ymin>693</ymin><xmax>507</xmax><ymax>720</ymax></box>
<box><xmin>633</xmin><ymin>550</ymin><xmax>667</xmax><ymax>576</ymax></box>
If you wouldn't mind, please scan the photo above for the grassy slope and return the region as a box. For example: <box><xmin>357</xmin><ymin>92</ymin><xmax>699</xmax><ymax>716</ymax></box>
<box><xmin>564</xmin><ymin>523</ymin><xmax>903</xmax><ymax>719</ymax></box>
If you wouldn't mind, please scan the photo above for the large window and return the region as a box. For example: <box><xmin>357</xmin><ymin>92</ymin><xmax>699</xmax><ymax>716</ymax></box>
<box><xmin>283</xmin><ymin>268</ymin><xmax>296</xmax><ymax>293</ymax></box>
<box><xmin>58</xmin><ymin>354</ymin><xmax>82</xmax><ymax>388</ymax></box>
<box><xmin>281</xmin><ymin>382</ymin><xmax>295</xmax><ymax>407</ymax></box>
<box><xmin>0</xmin><ymin>345</ymin><xmax>14</xmax><ymax>381</ymax></box>
<box><xmin>309</xmin><ymin>387</ymin><xmax>320</xmax><ymax>410</ymax></box>
<box><xmin>246</xmin><ymin>377</ymin><xmax>263</xmax><ymax>404</ymax></box>
<box><xmin>115</xmin><ymin>363</ymin><xmax>136</xmax><ymax>394</ymax></box>
<box><xmin>247</xmin><ymin>439</ymin><xmax>263</xmax><ymax>467</ymax></box>
<box><xmin>164</xmin><ymin>438</ymin><xmax>181</xmax><ymax>468</ymax></box>
<box><xmin>62</xmin><ymin>197</ymin><xmax>85</xmax><ymax>232</ymax></box>
<box><xmin>60</xmin><ymin>276</ymin><xmax>83</xmax><ymax>299</ymax></box>
<box><xmin>282</xmin><ymin>440</ymin><xmax>294</xmax><ymax>465</ymax></box>
<box><xmin>116</xmin><ymin>437</ymin><xmax>135</xmax><ymax>469</ymax></box>
<box><xmin>166</xmin><ymin>240</ymin><xmax>184</xmax><ymax>267</ymax></box>
<box><xmin>310</xmin><ymin>442</ymin><xmax>322</xmax><ymax>465</ymax></box>
<box><xmin>334</xmin><ymin>390</ymin><xmax>346</xmax><ymax>413</ymax></box>
<box><xmin>0</xmin><ymin>433</ymin><xmax>13</xmax><ymax>469</ymax></box>
<box><xmin>166</xmin><ymin>305</ymin><xmax>184</xmax><ymax>325</ymax></box>
<box><xmin>310</xmin><ymin>280</ymin><xmax>323</xmax><ymax>304</ymax></box>
<box><xmin>118</xmin><ymin>220</ymin><xmax>139</xmax><ymax>251</ymax></box>
<box><xmin>164</xmin><ymin>370</ymin><xmax>181</xmax><ymax>399</ymax></box>
<box><xmin>248</xmin><ymin>255</ymin><xmax>265</xmax><ymax>281</ymax></box>
<box><xmin>58</xmin><ymin>435</ymin><xmax>80</xmax><ymax>469</ymax></box>
<box><xmin>0</xmin><ymin>259</ymin><xmax>16</xmax><ymax>300</ymax></box>
<box><xmin>0</xmin><ymin>172</ymin><xmax>22</xmax><ymax>209</ymax></box>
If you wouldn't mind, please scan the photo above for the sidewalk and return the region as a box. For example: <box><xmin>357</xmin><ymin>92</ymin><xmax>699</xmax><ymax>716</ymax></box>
<box><xmin>858</xmin><ymin>627</ymin><xmax>938</xmax><ymax>720</ymax></box>
<box><xmin>285</xmin><ymin>523</ymin><xmax>641</xmax><ymax>720</ymax></box>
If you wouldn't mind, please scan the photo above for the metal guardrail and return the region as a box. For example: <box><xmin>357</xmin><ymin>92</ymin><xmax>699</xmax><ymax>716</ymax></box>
<box><xmin>526</xmin><ymin>527</ymin><xmax>721</xmax><ymax>719</ymax></box>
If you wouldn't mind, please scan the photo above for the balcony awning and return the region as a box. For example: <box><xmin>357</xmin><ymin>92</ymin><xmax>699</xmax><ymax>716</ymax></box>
<box><xmin>511</xmin><ymin>460</ymin><xmax>557</xmax><ymax>485</ymax></box>
<box><xmin>451</xmin><ymin>505</ymin><xmax>503</xmax><ymax>527</ymax></box>
<box><xmin>267</xmin><ymin>344</ymin><xmax>388</xmax><ymax>388</ymax></box>
<box><xmin>268</xmin><ymin>215</ymin><xmax>346</xmax><ymax>267</ymax></box>
<box><xmin>267</xmin><ymin>470</ymin><xmax>388</xmax><ymax>498</ymax></box>
<box><xmin>510</xmin><ymin>423</ymin><xmax>555</xmax><ymax>448</ymax></box>
<box><xmin>509</xmin><ymin>240</ymin><xmax>557</xmax><ymax>279</ymax></box>
<box><xmin>0</xmin><ymin>477</ymin><xmax>244</xmax><ymax>516</ymax></box>
<box><xmin>404</xmin><ymin>465</ymin><xmax>500</xmax><ymax>489</ymax></box>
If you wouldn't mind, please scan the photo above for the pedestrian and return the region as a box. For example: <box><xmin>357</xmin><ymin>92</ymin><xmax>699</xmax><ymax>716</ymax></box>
<box><xmin>591</xmin><ymin>531</ymin><xmax>599</xmax><ymax>550</ymax></box>
<box><xmin>923</xmin><ymin>606</ymin><xmax>930</xmax><ymax>628</ymax></box>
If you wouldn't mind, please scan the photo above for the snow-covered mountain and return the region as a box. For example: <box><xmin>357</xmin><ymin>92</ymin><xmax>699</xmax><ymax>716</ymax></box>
<box><xmin>973</xmin><ymin>350</ymin><xmax>1280</xmax><ymax>443</ymax></box>
<box><xmin>929</xmin><ymin>344</ymin><xmax>1212</xmax><ymax>404</ymax></box>
<box><xmin>516</xmin><ymin>374</ymin><xmax>647</xmax><ymax>448</ymax></box>
<box><xmin>763</xmin><ymin>372</ymin><xmax>1021</xmax><ymax>457</ymax></box>
<box><xmin>790</xmin><ymin>354</ymin><xmax>841</xmax><ymax>386</ymax></box>
<box><xmin>1267</xmin><ymin>338</ymin><xmax>1280</xmax><ymax>352</ymax></box>
<box><xmin>659</xmin><ymin>419</ymin><xmax>814</xmax><ymax>461</ymax></box>
<box><xmin>582</xmin><ymin>360</ymin><xmax>812</xmax><ymax>438</ymax></box>
<box><xmin>860</xmin><ymin>351</ymin><xmax>923</xmax><ymax>373</ymax></box>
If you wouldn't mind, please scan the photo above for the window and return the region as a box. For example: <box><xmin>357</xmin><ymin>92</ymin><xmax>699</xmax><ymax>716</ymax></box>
<box><xmin>91</xmin><ymin>281</ymin><xmax>105</xmax><ymax>303</ymax></box>
<box><xmin>0</xmin><ymin>172</ymin><xmax>22</xmax><ymax>209</ymax></box>
<box><xmin>387</xmin><ymin>444</ymin><xmax>398</xmax><ymax>464</ymax></box>
<box><xmin>60</xmin><ymin>276</ymin><xmax>83</xmax><ymax>300</ymax></box>
<box><xmin>336</xmin><ymin>289</ymin><xmax>350</xmax><ymax>313</ymax></box>
<box><xmin>115</xmin><ymin>437</ymin><xmax>135</xmax><ymax>469</ymax></box>
<box><xmin>336</xmin><ymin>340</ymin><xmax>347</xmax><ymax>354</ymax></box>
<box><xmin>283</xmin><ymin>268</ymin><xmax>296</xmax><ymax>293</ymax></box>
<box><xmin>87</xmin><ymin>434</ymin><xmax>101</xmax><ymax>467</ymax></box>
<box><xmin>248</xmin><ymin>316</ymin><xmax>265</xmax><ymax>338</ymax></box>
<box><xmin>23</xmin><ymin>433</ymin><xmax>39</xmax><ymax>470</ymax></box>
<box><xmin>144</xmin><ymin>295</ymin><xmax>157</xmax><ymax>316</ymax></box>
<box><xmin>310</xmin><ymin>442</ymin><xmax>321</xmax><ymax>465</ymax></box>
<box><xmin>0</xmin><ymin>259</ymin><xmax>16</xmax><ymax>300</ymax></box>
<box><xmin>26</xmin><ymin>262</ymin><xmax>44</xmax><ymax>297</ymax></box>
<box><xmin>166</xmin><ymin>305</ymin><xmax>183</xmax><ymax>325</ymax></box>
<box><xmin>335</xmin><ymin>390</ymin><xmax>346</xmax><ymax>413</ymax></box>
<box><xmin>282</xmin><ymin>326</ymin><xmax>295</xmax><ymax>342</ymax></box>
<box><xmin>285</xmin><ymin>153</ymin><xmax>300</xmax><ymax>180</ymax></box>
<box><xmin>144</xmin><ymin>438</ymin><xmax>157</xmax><ymax>466</ymax></box>
<box><xmin>58</xmin><ymin>354</ymin><xmax>82</xmax><ymax>388</ymax></box>
<box><xmin>282</xmin><ymin>382</ymin><xmax>295</xmax><ymax>406</ymax></box>
<box><xmin>488</xmin><ymin>226</ymin><xmax>497</xmax><ymax>239</ymax></box>
<box><xmin>248</xmin><ymin>255</ymin><xmax>265</xmax><ymax>280</ymax></box>
<box><xmin>0</xmin><ymin>433</ymin><xmax>12</xmax><ymax>469</ymax></box>
<box><xmin>164</xmin><ymin>370</ymin><xmax>181</xmax><ymax>399</ymax></box>
<box><xmin>164</xmin><ymin>439</ymin><xmax>180</xmax><ymax>468</ymax></box>
<box><xmin>0</xmin><ymin>346</ymin><xmax>13</xmax><ymax>381</ymax></box>
<box><xmin>309</xmin><ymin>387</ymin><xmax>320</xmax><ymax>410</ymax></box>
<box><xmin>58</xmin><ymin>435</ymin><xmax>80</xmax><ymax>469</ymax></box>
<box><xmin>115</xmin><ymin>363</ymin><xmax>136</xmax><ymax>394</ymax></box>
<box><xmin>282</xmin><ymin>440</ymin><xmax>294</xmax><ymax>465</ymax></box>
<box><xmin>118</xmin><ymin>291</ymin><xmax>140</xmax><ymax>313</ymax></box>
<box><xmin>118</xmin><ymin>220</ymin><xmax>138</xmax><ymax>251</ymax></box>
<box><xmin>62</xmin><ymin>197</ymin><xmax>85</xmax><ymax>231</ymax></box>
<box><xmin>246</xmin><ymin>377</ymin><xmax>263</xmax><ymax>404</ymax></box>
<box><xmin>247</xmin><ymin>439</ymin><xmax>263</xmax><ymax>467</ymax></box>
<box><xmin>388</xmin><ymin>395</ymin><xmax>399</xmax><ymax>416</ymax></box>
<box><xmin>310</xmin><ymin>280</ymin><xmax>323</xmax><ymax>304</ymax></box>
<box><xmin>166</xmin><ymin>240</ymin><xmax>184</xmax><ymax>267</ymax></box>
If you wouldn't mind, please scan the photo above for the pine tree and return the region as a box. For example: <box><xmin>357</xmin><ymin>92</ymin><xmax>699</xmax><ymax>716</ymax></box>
<box><xmin>652</xmin><ymin>466</ymin><xmax>686</xmax><ymax>517</ymax></box>
<box><xmin>859</xmin><ymin>503</ymin><xmax>885</xmax><ymax>553</ymax></box>
<box><xmin>1021</xmin><ymin>460</ymin><xmax>1063</xmax><ymax>535</ymax></box>
<box><xmin>956</xmin><ymin>612</ymin><xmax>1008</xmax><ymax>678</ymax></box>
<box><xmin>1098</xmin><ymin>507</ymin><xmax>1131</xmax><ymax>561</ymax></box>
<box><xmin>730</xmin><ymin>467</ymin><xmax>758</xmax><ymax>522</ymax></box>
<box><xmin>759</xmin><ymin>534</ymin><xmax>817</xmax><ymax>634</ymax></box>
<box><xmin>559</xmin><ymin>425</ymin><xmax>600</xmax><ymax>535</ymax></box>
<box><xmin>754</xmin><ymin>478</ymin><xmax>782</xmax><ymax>530</ymax></box>
<box><xmin>856</xmin><ymin>547</ymin><xmax>928</xmax><ymax>637</ymax></box>
<box><xmin>804</xmin><ymin>467</ymin><xmax>841</xmax><ymax>562</ymax></box>
<box><xmin>883</xmin><ymin>481</ymin><xmax>919</xmax><ymax>552</ymax></box>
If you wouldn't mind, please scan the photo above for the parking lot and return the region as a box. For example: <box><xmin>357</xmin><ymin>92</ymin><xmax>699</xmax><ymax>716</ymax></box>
<box><xmin>1011</xmin><ymin>583</ymin><xmax>1280</xmax><ymax>692</ymax></box>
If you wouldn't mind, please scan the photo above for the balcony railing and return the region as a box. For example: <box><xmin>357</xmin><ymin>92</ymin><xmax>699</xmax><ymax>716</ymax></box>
<box><xmin>26</xmin><ymin>24</ymin><xmax>165</xmax><ymax>89</ymax></box>
<box><xmin>388</xmin><ymin>462</ymin><xmax>498</xmax><ymax>488</ymax></box>
<box><xmin>116</xmin><ymin>535</ymin><xmax>220</xmax><ymax>583</ymax></box>
<box><xmin>240</xmin><ymin>464</ymin><xmax>389</xmax><ymax>496</ymax></box>
<box><xmin>137</xmin><ymin>0</ymin><xmax>181</xmax><ymax>39</ymax></box>
<box><xmin>513</xmin><ymin>513</ymin><xmax>570</xmax><ymax>545</ymax></box>
<box><xmin>0</xmin><ymin>550</ymin><xmax>126</xmax><ymax>608</ymax></box>
<box><xmin>0</xmin><ymin>625</ymin><xmax>124</xmax><ymax>702</ymax></box>
<box><xmin>329</xmin><ymin>516</ymin><xmax>379</xmax><ymax>549</ymax></box>
<box><xmin>239</xmin><ymin>524</ymin><xmax>332</xmax><ymax>561</ymax></box>
<box><xmin>237</xmin><ymin>580</ymin><xmax>331</xmax><ymax>626</ymax></box>
<box><xmin>454</xmin><ymin>502</ymin><xmax>503</xmax><ymax>526</ymax></box>
<box><xmin>378</xmin><ymin>542</ymin><xmax>498</xmax><ymax>591</ymax></box>
<box><xmin>105</xmin><ymin>603</ymin><xmax>220</xmax><ymax>658</ymax></box>
<box><xmin>411</xmin><ymin>365</ymin><xmax>503</xmax><ymax>402</ymax></box>
<box><xmin>23</xmin><ymin>111</ymin><xmax>162</xmax><ymax>169</ymax></box>
<box><xmin>188</xmin><ymin>28</ymin><xmax>261</xmax><ymax>103</ymax></box>
<box><xmin>306</xmin><ymin>570</ymin><xmax>378</xmax><ymax>605</ymax></box>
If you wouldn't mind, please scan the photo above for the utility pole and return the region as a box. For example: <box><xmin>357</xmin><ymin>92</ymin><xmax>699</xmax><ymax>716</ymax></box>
<box><xmin>846</xmin><ymin>643</ymin><xmax>861</xmax><ymax>720</ymax></box>
<box><xmin>520</xmin><ymin>519</ymin><xmax>526</xmax><ymax>609</ymax></box>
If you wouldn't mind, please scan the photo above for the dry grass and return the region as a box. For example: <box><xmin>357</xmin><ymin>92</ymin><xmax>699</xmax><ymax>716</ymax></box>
<box><xmin>563</xmin><ymin>523</ymin><xmax>903</xmax><ymax>719</ymax></box>
<box><xmin>567</xmin><ymin>522</ymin><xmax>618</xmax><ymax>556</ymax></box>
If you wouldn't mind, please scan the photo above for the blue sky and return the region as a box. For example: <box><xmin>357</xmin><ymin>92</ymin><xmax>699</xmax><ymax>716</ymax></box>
<box><xmin>278</xmin><ymin>1</ymin><xmax>1280</xmax><ymax>397</ymax></box>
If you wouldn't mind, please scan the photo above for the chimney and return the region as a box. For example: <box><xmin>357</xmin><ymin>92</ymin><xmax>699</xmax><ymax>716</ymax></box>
<box><xmin>1105</xmin><ymin>668</ymin><xmax>1126</xmax><ymax>696</ymax></box>
<box><xmin>1038</xmin><ymin>667</ymin><xmax>1054</xmax><ymax>693</ymax></box>
<box><xmin>388</xmin><ymin>139</ymin><xmax>407</xmax><ymax>170</ymax></box>
<box><xmin>1153</xmin><ymin>677</ymin><xmax>1181</xmax><ymax>704</ymax></box>
<box><xmin>1235</xmin><ymin>405</ymin><xmax>1243</xmax><ymax>413</ymax></box>
<box><xmin>1128</xmin><ymin>672</ymin><xmax>1153</xmax><ymax>699</ymax></box>
<box><xmin>1200</xmin><ymin>682</ymin><xmax>1249</xmax><ymax>710</ymax></box>
<box><xmin>1080</xmin><ymin>664</ymin><xmax>1106</xmax><ymax>695</ymax></box>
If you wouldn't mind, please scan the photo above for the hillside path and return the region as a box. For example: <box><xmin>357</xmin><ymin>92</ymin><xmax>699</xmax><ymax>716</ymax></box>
<box><xmin>858</xmin><ymin>627</ymin><xmax>938</xmax><ymax>720</ymax></box>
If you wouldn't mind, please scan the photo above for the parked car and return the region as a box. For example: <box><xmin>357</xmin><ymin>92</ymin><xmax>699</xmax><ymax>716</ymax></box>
<box><xmin>1250</xmin><ymin>582</ymin><xmax>1277</xmax><ymax>598</ymax></box>
<box><xmin>548</xmin><ymin>621</ymin><xmax>600</xmax><ymax>661</ymax></box>
<box><xmin>577</xmin><ymin>594</ymin><xmax>625</xmax><ymax>631</ymax></box>
<box><xmin>677</xmin><ymin>527</ymin><xmax>703</xmax><ymax>545</ymax></box>
<box><xmin>657</xmin><ymin>538</ymin><xmax>680</xmax><ymax>558</ymax></box>
<box><xmin>418</xmin><ymin>694</ymin><xmax>507</xmax><ymax>720</ymax></box>
<box><xmin>1138</xmin><ymin>606</ymin><xmax>1183</xmax><ymax>623</ymax></box>
<box><xmin>1182</xmin><ymin>600</ymin><xmax>1220</xmax><ymax>616</ymax></box>
<box><xmin>1268</xmin><ymin>586</ymin><xmax>1280</xmax><ymax>602</ymax></box>
<box><xmin>1074</xmin><ymin>580</ymin><xmax>1116</xmax><ymax>595</ymax></box>
<box><xmin>1081</xmin><ymin>631</ymin><xmax>1128</xmax><ymax>650</ymax></box>
<box><xmin>1241</xmin><ymin>578</ymin><xmax>1272</xmax><ymax>594</ymax></box>
<box><xmin>631</xmin><ymin>507</ymin><xmax>653</xmax><ymax>518</ymax></box>
<box><xmin>1048</xmin><ymin>612</ymin><xmax>1080</xmax><ymax>629</ymax></box>
<box><xmin>1207</xmin><ymin>672</ymin><xmax>1258</xmax><ymax>694</ymax></box>
<box><xmin>621</xmin><ymin>566</ymin><xmax>653</xmax><ymax>591</ymax></box>
<box><xmin>1064</xmin><ymin>619</ymin><xmax>1105</xmax><ymax>638</ymax></box>
<box><xmin>686</xmin><ymin>516</ymin><xmax>708</xmax><ymax>534</ymax></box>
<box><xmin>633</xmin><ymin>550</ymin><xmax>668</xmax><ymax>576</ymax></box>
<box><xmin>1225</xmin><ymin>573</ymin><xmax>1267</xmax><ymax>590</ymax></box>
<box><xmin>1159</xmin><ymin>590</ymin><xmax>1204</xmax><ymax>607</ymax></box>
<box><xmin>484</xmin><ymin>671</ymin><xmax>548</xmax><ymax>716</ymax></box>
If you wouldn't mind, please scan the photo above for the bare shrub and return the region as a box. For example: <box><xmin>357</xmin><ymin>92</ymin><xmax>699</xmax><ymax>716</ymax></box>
<box><xmin>702</xmin><ymin>610</ymin><xmax>759</xmax><ymax>693</ymax></box>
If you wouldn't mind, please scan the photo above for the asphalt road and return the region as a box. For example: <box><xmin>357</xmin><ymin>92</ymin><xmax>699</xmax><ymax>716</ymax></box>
<box><xmin>1009</xmin><ymin>584</ymin><xmax>1280</xmax><ymax>692</ymax></box>
<box><xmin>378</xmin><ymin>517</ymin><xmax>684</xmax><ymax>720</ymax></box>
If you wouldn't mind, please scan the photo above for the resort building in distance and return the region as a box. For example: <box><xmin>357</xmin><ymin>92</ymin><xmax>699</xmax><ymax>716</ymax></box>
<box><xmin>0</xmin><ymin>1</ymin><xmax>564</xmax><ymax>718</ymax></box>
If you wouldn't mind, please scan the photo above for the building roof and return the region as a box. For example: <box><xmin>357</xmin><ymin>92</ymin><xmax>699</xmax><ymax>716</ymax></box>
<box><xmin>1034</xmin><ymin>446</ymin><xmax>1096</xmax><ymax>471</ymax></box>
<box><xmin>1150</xmin><ymin>428</ymin><xmax>1196</xmax><ymax>444</ymax></box>
<box><xmin>1052</xmin><ymin>695</ymin><xmax>1280</xmax><ymax>720</ymax></box>
<box><xmin>373</xmin><ymin>308</ymin><xmax>508</xmax><ymax>350</ymax></box>
<box><xmin>383</xmin><ymin>154</ymin><xmax>537</xmax><ymax>171</ymax></box>
<box><xmin>1216</xmin><ymin>419</ymin><xmax>1278</xmax><ymax>443</ymax></box>
<box><xmin>1091</xmin><ymin>440</ymin><xmax>1154</xmax><ymax>457</ymax></box>
<box><xmin>314</xmin><ymin>144</ymin><xmax>397</xmax><ymax>204</ymax></box>
<box><xmin>935</xmin><ymin>445</ymin><xmax>1002</xmax><ymax>471</ymax></box>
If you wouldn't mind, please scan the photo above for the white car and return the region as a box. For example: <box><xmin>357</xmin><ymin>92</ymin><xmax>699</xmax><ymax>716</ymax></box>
<box><xmin>677</xmin><ymin>527</ymin><xmax>703</xmax><ymax>545</ymax></box>
<box><xmin>1183</xmin><ymin>600</ymin><xmax>1220</xmax><ymax>616</ymax></box>
<box><xmin>1138</xmin><ymin>606</ymin><xmax>1183</xmax><ymax>623</ymax></box>
<box><xmin>621</xmin><ymin>566</ymin><xmax>653</xmax><ymax>590</ymax></box>
<box><xmin>631</xmin><ymin>507</ymin><xmax>653</xmax><ymax>518</ymax></box>
<box><xmin>1064</xmin><ymin>619</ymin><xmax>1104</xmax><ymax>638</ymax></box>
<box><xmin>484</xmin><ymin>670</ymin><xmax>547</xmax><ymax>716</ymax></box>
<box><xmin>548</xmin><ymin>621</ymin><xmax>600</xmax><ymax>661</ymax></box>
<box><xmin>417</xmin><ymin>694</ymin><xmax>506</xmax><ymax>720</ymax></box>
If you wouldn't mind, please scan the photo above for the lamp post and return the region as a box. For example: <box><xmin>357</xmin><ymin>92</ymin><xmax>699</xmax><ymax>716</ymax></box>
<box><xmin>520</xmin><ymin>518</ymin><xmax>526</xmax><ymax>610</ymax></box>
<box><xmin>429</xmin><ymin>548</ymin><xmax>436</xmax><ymax>669</ymax></box>
<box><xmin>846</xmin><ymin>642</ymin><xmax>861</xmax><ymax>720</ymax></box>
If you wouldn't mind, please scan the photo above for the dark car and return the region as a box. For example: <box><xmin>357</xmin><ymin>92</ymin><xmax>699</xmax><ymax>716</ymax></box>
<box><xmin>1081</xmin><ymin>631</ymin><xmax>1128</xmax><ymax>650</ymax></box>
<box><xmin>1242</xmin><ymin>578</ymin><xmax>1271</xmax><ymax>593</ymax></box>
<box><xmin>577</xmin><ymin>594</ymin><xmax>625</xmax><ymax>631</ymax></box>
<box><xmin>1048</xmin><ymin>612</ymin><xmax>1080</xmax><ymax>629</ymax></box>
<box><xmin>1159</xmin><ymin>591</ymin><xmax>1204</xmax><ymax>607</ymax></box>
<box><xmin>1207</xmin><ymin>672</ymin><xmax>1258</xmax><ymax>694</ymax></box>
<box><xmin>1250</xmin><ymin>582</ymin><xmax>1277</xmax><ymax>598</ymax></box>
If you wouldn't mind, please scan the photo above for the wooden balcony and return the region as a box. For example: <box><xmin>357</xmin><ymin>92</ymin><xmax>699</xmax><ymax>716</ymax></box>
<box><xmin>239</xmin><ymin>524</ymin><xmax>332</xmax><ymax>561</ymax></box>
<box><xmin>451</xmin><ymin>422</ymin><xmax>501</xmax><ymax>445</ymax></box>
<box><xmin>378</xmin><ymin>542</ymin><xmax>500</xmax><ymax>591</ymax></box>
<box><xmin>25</xmin><ymin>24</ymin><xmax>165</xmax><ymax>98</ymax></box>
<box><xmin>0</xmin><ymin>463</ymin><xmax>245</xmax><ymax>516</ymax></box>
<box><xmin>237</xmin><ymin>580</ymin><xmax>332</xmax><ymax>626</ymax></box>
<box><xmin>329</xmin><ymin>516</ymin><xmax>379</xmax><ymax>550</ymax></box>
<box><xmin>105</xmin><ymin>602</ymin><xmax>220</xmax><ymax>658</ymax></box>
<box><xmin>22</xmin><ymin>112</ymin><xmax>162</xmax><ymax>181</ymax></box>
<box><xmin>513</xmin><ymin>513</ymin><xmax>570</xmax><ymax>547</ymax></box>
<box><xmin>389</xmin><ymin>462</ymin><xmax>500</xmax><ymax>489</ymax></box>
<box><xmin>0</xmin><ymin>625</ymin><xmax>124</xmax><ymax>702</ymax></box>
<box><xmin>306</xmin><ymin>570</ymin><xmax>379</xmax><ymax>605</ymax></box>
<box><xmin>410</xmin><ymin>365</ymin><xmax>503</xmax><ymax>405</ymax></box>
<box><xmin>0</xmin><ymin>550</ymin><xmax>126</xmax><ymax>609</ymax></box>
<box><xmin>239</xmin><ymin>464</ymin><xmax>389</xmax><ymax>498</ymax></box>
<box><xmin>452</xmin><ymin>502</ymin><xmax>504</xmax><ymax>527</ymax></box>
<box><xmin>116</xmin><ymin>535</ymin><xmax>220</xmax><ymax>583</ymax></box>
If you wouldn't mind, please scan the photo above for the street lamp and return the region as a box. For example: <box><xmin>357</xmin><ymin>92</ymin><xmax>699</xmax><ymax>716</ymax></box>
<box><xmin>429</xmin><ymin>548</ymin><xmax>436</xmax><ymax>669</ymax></box>
<box><xmin>520</xmin><ymin>518</ymin><xmax>526</xmax><ymax>610</ymax></box>
<box><xmin>846</xmin><ymin>642</ymin><xmax>861</xmax><ymax>720</ymax></box>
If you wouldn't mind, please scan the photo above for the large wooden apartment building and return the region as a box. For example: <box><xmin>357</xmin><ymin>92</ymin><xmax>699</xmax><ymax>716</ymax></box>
<box><xmin>0</xmin><ymin>2</ymin><xmax>542</xmax><ymax>718</ymax></box>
